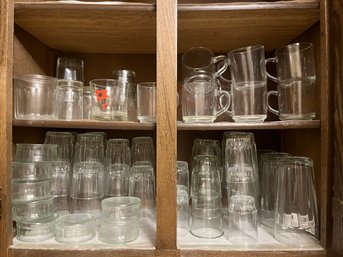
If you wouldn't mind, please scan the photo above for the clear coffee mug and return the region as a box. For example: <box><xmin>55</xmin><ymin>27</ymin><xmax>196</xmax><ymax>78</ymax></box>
<box><xmin>266</xmin><ymin>42</ymin><xmax>316</xmax><ymax>120</ymax></box>
<box><xmin>221</xmin><ymin>45</ymin><xmax>268</xmax><ymax>123</ymax></box>
<box><xmin>182</xmin><ymin>71</ymin><xmax>230</xmax><ymax>123</ymax></box>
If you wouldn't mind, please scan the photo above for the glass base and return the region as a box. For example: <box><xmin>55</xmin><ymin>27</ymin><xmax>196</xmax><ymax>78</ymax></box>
<box><xmin>138</xmin><ymin>116</ymin><xmax>156</xmax><ymax>123</ymax></box>
<box><xmin>232</xmin><ymin>114</ymin><xmax>267</xmax><ymax>123</ymax></box>
<box><xmin>275</xmin><ymin>231</ymin><xmax>319</xmax><ymax>247</ymax></box>
<box><xmin>279</xmin><ymin>113</ymin><xmax>316</xmax><ymax>121</ymax></box>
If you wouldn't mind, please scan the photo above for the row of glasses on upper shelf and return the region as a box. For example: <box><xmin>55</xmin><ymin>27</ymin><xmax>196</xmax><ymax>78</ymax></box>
<box><xmin>12</xmin><ymin>131</ymin><xmax>156</xmax><ymax>243</ymax></box>
<box><xmin>180</xmin><ymin>42</ymin><xmax>316</xmax><ymax>123</ymax></box>
<box><xmin>13</xmin><ymin>57</ymin><xmax>156</xmax><ymax>122</ymax></box>
<box><xmin>13</xmin><ymin>41</ymin><xmax>316</xmax><ymax>124</ymax></box>
<box><xmin>176</xmin><ymin>132</ymin><xmax>319</xmax><ymax>247</ymax></box>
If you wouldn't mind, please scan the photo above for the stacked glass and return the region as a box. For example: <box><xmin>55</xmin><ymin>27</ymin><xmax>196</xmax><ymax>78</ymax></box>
<box><xmin>176</xmin><ymin>161</ymin><xmax>190</xmax><ymax>236</ymax></box>
<box><xmin>70</xmin><ymin>133</ymin><xmax>105</xmax><ymax>217</ymax></box>
<box><xmin>99</xmin><ymin>197</ymin><xmax>141</xmax><ymax>244</ymax></box>
<box><xmin>190</xmin><ymin>155</ymin><xmax>223</xmax><ymax>238</ymax></box>
<box><xmin>223</xmin><ymin>132</ymin><xmax>259</xmax><ymax>244</ymax></box>
<box><xmin>12</xmin><ymin>144</ymin><xmax>59</xmax><ymax>241</ymax></box>
<box><xmin>44</xmin><ymin>131</ymin><xmax>75</xmax><ymax>216</ymax></box>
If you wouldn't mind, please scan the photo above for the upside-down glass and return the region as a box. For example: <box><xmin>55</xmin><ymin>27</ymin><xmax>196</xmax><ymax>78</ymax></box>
<box><xmin>44</xmin><ymin>131</ymin><xmax>74</xmax><ymax>162</ymax></box>
<box><xmin>131</xmin><ymin>137</ymin><xmax>155</xmax><ymax>167</ymax></box>
<box><xmin>266</xmin><ymin>42</ymin><xmax>316</xmax><ymax>120</ymax></box>
<box><xmin>106</xmin><ymin>138</ymin><xmax>131</xmax><ymax>166</ymax></box>
<box><xmin>137</xmin><ymin>82</ymin><xmax>156</xmax><ymax>123</ymax></box>
<box><xmin>177</xmin><ymin>161</ymin><xmax>190</xmax><ymax>235</ymax></box>
<box><xmin>182</xmin><ymin>71</ymin><xmax>230</xmax><ymax>123</ymax></box>
<box><xmin>90</xmin><ymin>79</ymin><xmax>129</xmax><ymax>121</ymax></box>
<box><xmin>13</xmin><ymin>74</ymin><xmax>58</xmax><ymax>120</ymax></box>
<box><xmin>274</xmin><ymin>156</ymin><xmax>319</xmax><ymax>247</ymax></box>
<box><xmin>222</xmin><ymin>45</ymin><xmax>268</xmax><ymax>123</ymax></box>
<box><xmin>259</xmin><ymin>152</ymin><xmax>291</xmax><ymax>228</ymax></box>
<box><xmin>51</xmin><ymin>161</ymin><xmax>72</xmax><ymax>197</ymax></box>
<box><xmin>73</xmin><ymin>134</ymin><xmax>104</xmax><ymax>164</ymax></box>
<box><xmin>181</xmin><ymin>46</ymin><xmax>228</xmax><ymax>80</ymax></box>
<box><xmin>55</xmin><ymin>80</ymin><xmax>83</xmax><ymax>120</ymax></box>
<box><xmin>56</xmin><ymin>57</ymin><xmax>84</xmax><ymax>83</ymax></box>
<box><xmin>112</xmin><ymin>69</ymin><xmax>137</xmax><ymax>121</ymax></box>
<box><xmin>227</xmin><ymin>195</ymin><xmax>258</xmax><ymax>245</ymax></box>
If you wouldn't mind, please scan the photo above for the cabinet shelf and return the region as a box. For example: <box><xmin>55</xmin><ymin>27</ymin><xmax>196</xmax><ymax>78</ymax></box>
<box><xmin>14</xmin><ymin>1</ymin><xmax>319</xmax><ymax>54</ymax></box>
<box><xmin>12</xmin><ymin>119</ymin><xmax>155</xmax><ymax>130</ymax></box>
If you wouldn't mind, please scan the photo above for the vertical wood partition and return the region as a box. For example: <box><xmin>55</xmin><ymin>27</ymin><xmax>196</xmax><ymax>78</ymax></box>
<box><xmin>0</xmin><ymin>0</ymin><xmax>13</xmax><ymax>256</ymax></box>
<box><xmin>156</xmin><ymin>0</ymin><xmax>177</xmax><ymax>250</ymax></box>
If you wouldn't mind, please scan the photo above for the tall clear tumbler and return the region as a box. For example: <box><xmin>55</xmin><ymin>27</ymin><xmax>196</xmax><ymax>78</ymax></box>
<box><xmin>222</xmin><ymin>45</ymin><xmax>268</xmax><ymax>123</ymax></box>
<box><xmin>56</xmin><ymin>57</ymin><xmax>84</xmax><ymax>83</ymax></box>
<box><xmin>137</xmin><ymin>82</ymin><xmax>156</xmax><ymax>123</ymax></box>
<box><xmin>274</xmin><ymin>156</ymin><xmax>319</xmax><ymax>247</ymax></box>
<box><xmin>182</xmin><ymin>71</ymin><xmax>230</xmax><ymax>123</ymax></box>
<box><xmin>266</xmin><ymin>42</ymin><xmax>316</xmax><ymax>120</ymax></box>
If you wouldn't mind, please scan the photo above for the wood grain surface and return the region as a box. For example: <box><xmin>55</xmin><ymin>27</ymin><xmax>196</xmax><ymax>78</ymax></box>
<box><xmin>327</xmin><ymin>0</ymin><xmax>343</xmax><ymax>255</ymax></box>
<box><xmin>156</xmin><ymin>0</ymin><xmax>177</xmax><ymax>249</ymax></box>
<box><xmin>0</xmin><ymin>0</ymin><xmax>13</xmax><ymax>257</ymax></box>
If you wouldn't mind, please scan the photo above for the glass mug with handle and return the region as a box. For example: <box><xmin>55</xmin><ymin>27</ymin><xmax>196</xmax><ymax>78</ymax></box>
<box><xmin>220</xmin><ymin>45</ymin><xmax>268</xmax><ymax>123</ymax></box>
<box><xmin>182</xmin><ymin>71</ymin><xmax>230</xmax><ymax>123</ymax></box>
<box><xmin>266</xmin><ymin>42</ymin><xmax>316</xmax><ymax>120</ymax></box>
<box><xmin>182</xmin><ymin>46</ymin><xmax>228</xmax><ymax>80</ymax></box>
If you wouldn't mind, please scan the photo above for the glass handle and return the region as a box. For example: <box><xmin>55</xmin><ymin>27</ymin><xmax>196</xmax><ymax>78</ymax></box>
<box><xmin>267</xmin><ymin>90</ymin><xmax>279</xmax><ymax>116</ymax></box>
<box><xmin>265</xmin><ymin>57</ymin><xmax>278</xmax><ymax>82</ymax></box>
<box><xmin>217</xmin><ymin>90</ymin><xmax>231</xmax><ymax>117</ymax></box>
<box><xmin>214</xmin><ymin>55</ymin><xmax>228</xmax><ymax>77</ymax></box>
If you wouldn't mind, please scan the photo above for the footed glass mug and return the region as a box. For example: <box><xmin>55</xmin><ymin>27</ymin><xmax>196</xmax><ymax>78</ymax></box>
<box><xmin>182</xmin><ymin>71</ymin><xmax>230</xmax><ymax>123</ymax></box>
<box><xmin>221</xmin><ymin>45</ymin><xmax>268</xmax><ymax>123</ymax></box>
<box><xmin>266</xmin><ymin>42</ymin><xmax>316</xmax><ymax>120</ymax></box>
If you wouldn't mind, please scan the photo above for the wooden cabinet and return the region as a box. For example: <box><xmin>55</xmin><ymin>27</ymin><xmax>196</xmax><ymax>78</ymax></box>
<box><xmin>1</xmin><ymin>0</ymin><xmax>340</xmax><ymax>256</ymax></box>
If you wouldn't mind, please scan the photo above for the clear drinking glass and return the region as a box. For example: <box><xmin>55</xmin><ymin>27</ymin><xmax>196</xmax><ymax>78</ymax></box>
<box><xmin>51</xmin><ymin>161</ymin><xmax>72</xmax><ymax>197</ymax></box>
<box><xmin>182</xmin><ymin>71</ymin><xmax>230</xmax><ymax>123</ymax></box>
<box><xmin>56</xmin><ymin>57</ymin><xmax>84</xmax><ymax>83</ymax></box>
<box><xmin>274</xmin><ymin>156</ymin><xmax>319</xmax><ymax>247</ymax></box>
<box><xmin>106</xmin><ymin>138</ymin><xmax>131</xmax><ymax>166</ymax></box>
<box><xmin>55</xmin><ymin>213</ymin><xmax>96</xmax><ymax>243</ymax></box>
<box><xmin>177</xmin><ymin>161</ymin><xmax>190</xmax><ymax>235</ymax></box>
<box><xmin>137</xmin><ymin>82</ymin><xmax>156</xmax><ymax>123</ymax></box>
<box><xmin>83</xmin><ymin>86</ymin><xmax>93</xmax><ymax>120</ymax></box>
<box><xmin>112</xmin><ymin>69</ymin><xmax>137</xmax><ymax>121</ymax></box>
<box><xmin>12</xmin><ymin>162</ymin><xmax>53</xmax><ymax>182</ymax></box>
<box><xmin>99</xmin><ymin>217</ymin><xmax>139</xmax><ymax>244</ymax></box>
<box><xmin>266</xmin><ymin>42</ymin><xmax>316</xmax><ymax>120</ymax></box>
<box><xmin>130</xmin><ymin>165</ymin><xmax>155</xmax><ymax>219</ymax></box>
<box><xmin>15</xmin><ymin>144</ymin><xmax>59</xmax><ymax>162</ymax></box>
<box><xmin>89</xmin><ymin>79</ymin><xmax>129</xmax><ymax>121</ymax></box>
<box><xmin>16</xmin><ymin>216</ymin><xmax>56</xmax><ymax>242</ymax></box>
<box><xmin>259</xmin><ymin>152</ymin><xmax>291</xmax><ymax>228</ymax></box>
<box><xmin>13</xmin><ymin>74</ymin><xmax>58</xmax><ymax>120</ymax></box>
<box><xmin>12</xmin><ymin>198</ymin><xmax>55</xmax><ymax>222</ymax></box>
<box><xmin>12</xmin><ymin>180</ymin><xmax>52</xmax><ymax>203</ymax></box>
<box><xmin>73</xmin><ymin>134</ymin><xmax>104</xmax><ymax>164</ymax></box>
<box><xmin>101</xmin><ymin>197</ymin><xmax>141</xmax><ymax>221</ymax></box>
<box><xmin>223</xmin><ymin>45</ymin><xmax>268</xmax><ymax>123</ymax></box>
<box><xmin>55</xmin><ymin>80</ymin><xmax>83</xmax><ymax>120</ymax></box>
<box><xmin>54</xmin><ymin>196</ymin><xmax>71</xmax><ymax>217</ymax></box>
<box><xmin>105</xmin><ymin>164</ymin><xmax>130</xmax><ymax>197</ymax></box>
<box><xmin>131</xmin><ymin>137</ymin><xmax>155</xmax><ymax>167</ymax></box>
<box><xmin>227</xmin><ymin>195</ymin><xmax>258</xmax><ymax>245</ymax></box>
<box><xmin>44</xmin><ymin>131</ymin><xmax>74</xmax><ymax>162</ymax></box>
<box><xmin>181</xmin><ymin>46</ymin><xmax>228</xmax><ymax>80</ymax></box>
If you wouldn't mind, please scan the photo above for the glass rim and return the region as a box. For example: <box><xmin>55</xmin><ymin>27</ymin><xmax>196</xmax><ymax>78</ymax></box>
<box><xmin>57</xmin><ymin>79</ymin><xmax>83</xmax><ymax>87</ymax></box>
<box><xmin>112</xmin><ymin>69</ymin><xmax>136</xmax><ymax>77</ymax></box>
<box><xmin>16</xmin><ymin>215</ymin><xmax>56</xmax><ymax>225</ymax></box>
<box><xmin>101</xmin><ymin>196</ymin><xmax>141</xmax><ymax>209</ymax></box>
<box><xmin>13</xmin><ymin>74</ymin><xmax>58</xmax><ymax>84</ymax></box>
<box><xmin>55</xmin><ymin>213</ymin><xmax>96</xmax><ymax>226</ymax></box>
<box><xmin>57</xmin><ymin>57</ymin><xmax>84</xmax><ymax>65</ymax></box>
<box><xmin>275</xmin><ymin>42</ymin><xmax>313</xmax><ymax>55</ymax></box>
<box><xmin>193</xmin><ymin>154</ymin><xmax>219</xmax><ymax>162</ymax></box>
<box><xmin>278</xmin><ymin>156</ymin><xmax>313</xmax><ymax>166</ymax></box>
<box><xmin>137</xmin><ymin>82</ymin><xmax>157</xmax><ymax>88</ymax></box>
<box><xmin>89</xmin><ymin>79</ymin><xmax>129</xmax><ymax>87</ymax></box>
<box><xmin>228</xmin><ymin>45</ymin><xmax>264</xmax><ymax>56</ymax></box>
<box><xmin>13</xmin><ymin>197</ymin><xmax>54</xmax><ymax>207</ymax></box>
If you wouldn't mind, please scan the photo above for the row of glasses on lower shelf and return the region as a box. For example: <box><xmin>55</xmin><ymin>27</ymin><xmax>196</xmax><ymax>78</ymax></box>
<box><xmin>176</xmin><ymin>132</ymin><xmax>319</xmax><ymax>247</ymax></box>
<box><xmin>12</xmin><ymin>131</ymin><xmax>156</xmax><ymax>243</ymax></box>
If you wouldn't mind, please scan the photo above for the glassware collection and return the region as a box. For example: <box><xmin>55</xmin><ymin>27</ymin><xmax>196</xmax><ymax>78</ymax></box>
<box><xmin>13</xmin><ymin>42</ymin><xmax>316</xmax><ymax>124</ymax></box>
<box><xmin>12</xmin><ymin>131</ymin><xmax>155</xmax><ymax>243</ymax></box>
<box><xmin>176</xmin><ymin>131</ymin><xmax>319</xmax><ymax>247</ymax></box>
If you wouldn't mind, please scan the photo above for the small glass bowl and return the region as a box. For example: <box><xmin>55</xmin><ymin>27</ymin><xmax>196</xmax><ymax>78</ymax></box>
<box><xmin>54</xmin><ymin>213</ymin><xmax>96</xmax><ymax>243</ymax></box>
<box><xmin>12</xmin><ymin>180</ymin><xmax>52</xmax><ymax>203</ymax></box>
<box><xmin>98</xmin><ymin>217</ymin><xmax>139</xmax><ymax>244</ymax></box>
<box><xmin>12</xmin><ymin>198</ymin><xmax>55</xmax><ymax>222</ymax></box>
<box><xmin>12</xmin><ymin>161</ymin><xmax>53</xmax><ymax>182</ymax></box>
<box><xmin>15</xmin><ymin>144</ymin><xmax>59</xmax><ymax>162</ymax></box>
<box><xmin>101</xmin><ymin>197</ymin><xmax>141</xmax><ymax>221</ymax></box>
<box><xmin>16</xmin><ymin>216</ymin><xmax>55</xmax><ymax>242</ymax></box>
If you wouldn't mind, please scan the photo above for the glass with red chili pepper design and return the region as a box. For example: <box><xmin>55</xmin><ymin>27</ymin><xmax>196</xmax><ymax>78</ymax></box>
<box><xmin>89</xmin><ymin>79</ymin><xmax>129</xmax><ymax>121</ymax></box>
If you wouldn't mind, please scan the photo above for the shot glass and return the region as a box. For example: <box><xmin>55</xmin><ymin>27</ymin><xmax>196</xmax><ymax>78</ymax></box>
<box><xmin>55</xmin><ymin>213</ymin><xmax>96</xmax><ymax>243</ymax></box>
<box><xmin>56</xmin><ymin>57</ymin><xmax>84</xmax><ymax>83</ymax></box>
<box><xmin>55</xmin><ymin>80</ymin><xmax>83</xmax><ymax>120</ymax></box>
<box><xmin>90</xmin><ymin>79</ymin><xmax>129</xmax><ymax>121</ymax></box>
<box><xmin>16</xmin><ymin>216</ymin><xmax>56</xmax><ymax>242</ymax></box>
<box><xmin>274</xmin><ymin>156</ymin><xmax>319</xmax><ymax>247</ymax></box>
<box><xmin>13</xmin><ymin>74</ymin><xmax>58</xmax><ymax>120</ymax></box>
<box><xmin>227</xmin><ymin>195</ymin><xmax>258</xmax><ymax>245</ymax></box>
<box><xmin>15</xmin><ymin>144</ymin><xmax>59</xmax><ymax>162</ymax></box>
<box><xmin>137</xmin><ymin>82</ymin><xmax>156</xmax><ymax>123</ymax></box>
